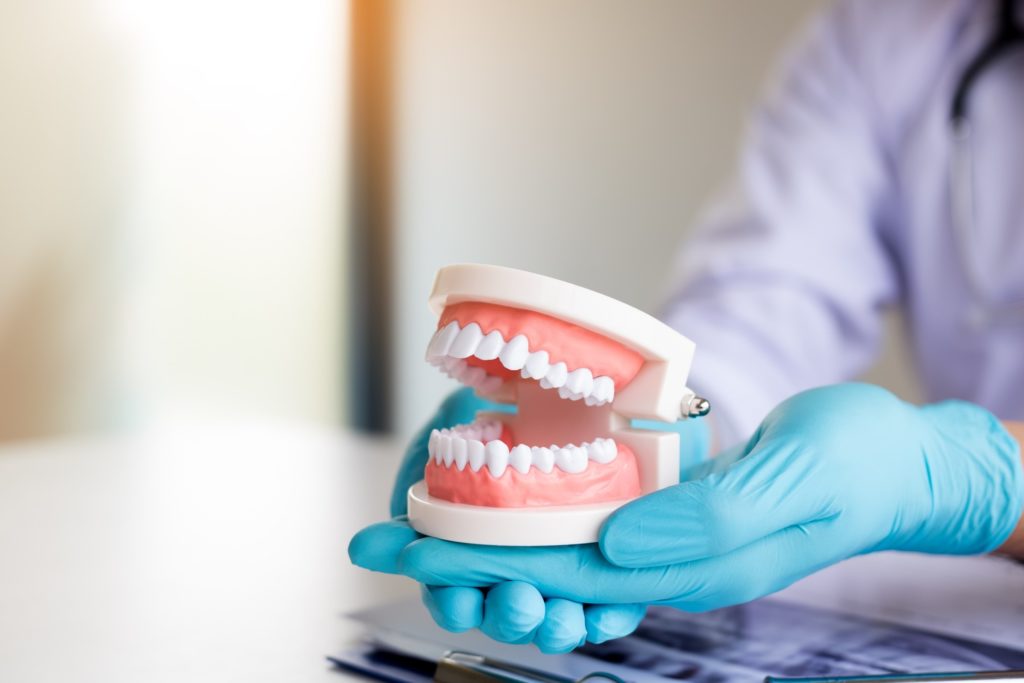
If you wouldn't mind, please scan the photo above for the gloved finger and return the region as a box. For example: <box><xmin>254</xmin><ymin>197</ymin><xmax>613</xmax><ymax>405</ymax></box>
<box><xmin>583</xmin><ymin>603</ymin><xmax>647</xmax><ymax>644</ymax></box>
<box><xmin>480</xmin><ymin>581</ymin><xmax>545</xmax><ymax>644</ymax></box>
<box><xmin>599</xmin><ymin>438</ymin><xmax>833</xmax><ymax>568</ymax></box>
<box><xmin>421</xmin><ymin>585</ymin><xmax>484</xmax><ymax>632</ymax></box>
<box><xmin>398</xmin><ymin>539</ymin><xmax>582</xmax><ymax>590</ymax></box>
<box><xmin>533</xmin><ymin>598</ymin><xmax>586</xmax><ymax>654</ymax></box>
<box><xmin>398</xmin><ymin>519</ymin><xmax>840</xmax><ymax>610</ymax></box>
<box><xmin>679</xmin><ymin>443</ymin><xmax>746</xmax><ymax>482</ymax></box>
<box><xmin>398</xmin><ymin>539</ymin><xmax>671</xmax><ymax>603</ymax></box>
<box><xmin>659</xmin><ymin>517</ymin><xmax>845</xmax><ymax>612</ymax></box>
<box><xmin>348</xmin><ymin>518</ymin><xmax>422</xmax><ymax>574</ymax></box>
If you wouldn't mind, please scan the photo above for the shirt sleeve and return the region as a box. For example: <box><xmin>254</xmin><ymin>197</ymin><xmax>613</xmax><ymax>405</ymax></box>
<box><xmin>661</xmin><ymin>2</ymin><xmax>902</xmax><ymax>448</ymax></box>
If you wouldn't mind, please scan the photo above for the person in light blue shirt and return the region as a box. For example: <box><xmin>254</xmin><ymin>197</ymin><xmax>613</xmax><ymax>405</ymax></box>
<box><xmin>351</xmin><ymin>0</ymin><xmax>1024</xmax><ymax>653</ymax></box>
<box><xmin>664</xmin><ymin>0</ymin><xmax>1024</xmax><ymax>449</ymax></box>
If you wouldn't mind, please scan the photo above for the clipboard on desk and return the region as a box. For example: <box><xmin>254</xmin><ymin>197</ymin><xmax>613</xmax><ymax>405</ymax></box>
<box><xmin>335</xmin><ymin>554</ymin><xmax>1024</xmax><ymax>683</ymax></box>
<box><xmin>332</xmin><ymin>647</ymin><xmax>629</xmax><ymax>683</ymax></box>
<box><xmin>330</xmin><ymin>636</ymin><xmax>1024</xmax><ymax>683</ymax></box>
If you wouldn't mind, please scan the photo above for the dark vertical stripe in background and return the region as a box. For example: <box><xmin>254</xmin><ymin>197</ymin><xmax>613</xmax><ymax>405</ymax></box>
<box><xmin>348</xmin><ymin>0</ymin><xmax>394</xmax><ymax>433</ymax></box>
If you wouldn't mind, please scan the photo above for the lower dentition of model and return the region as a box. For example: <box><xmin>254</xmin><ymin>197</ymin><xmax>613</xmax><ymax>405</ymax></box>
<box><xmin>424</xmin><ymin>301</ymin><xmax>643</xmax><ymax>508</ymax></box>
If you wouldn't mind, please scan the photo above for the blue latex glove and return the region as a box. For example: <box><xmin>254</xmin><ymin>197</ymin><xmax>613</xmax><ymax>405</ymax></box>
<box><xmin>353</xmin><ymin>384</ymin><xmax>1023</xmax><ymax>650</ymax></box>
<box><xmin>353</xmin><ymin>387</ymin><xmax>712</xmax><ymax>652</ymax></box>
<box><xmin>350</xmin><ymin>518</ymin><xmax>651</xmax><ymax>652</ymax></box>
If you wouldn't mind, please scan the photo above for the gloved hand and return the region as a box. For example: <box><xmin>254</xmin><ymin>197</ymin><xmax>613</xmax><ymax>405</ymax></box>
<box><xmin>353</xmin><ymin>384</ymin><xmax>1023</xmax><ymax>651</ymax></box>
<box><xmin>352</xmin><ymin>387</ymin><xmax>712</xmax><ymax>652</ymax></box>
<box><xmin>350</xmin><ymin>518</ymin><xmax>652</xmax><ymax>652</ymax></box>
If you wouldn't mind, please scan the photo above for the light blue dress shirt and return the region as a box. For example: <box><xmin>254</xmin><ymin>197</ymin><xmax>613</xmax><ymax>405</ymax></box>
<box><xmin>662</xmin><ymin>0</ymin><xmax>1024</xmax><ymax>446</ymax></box>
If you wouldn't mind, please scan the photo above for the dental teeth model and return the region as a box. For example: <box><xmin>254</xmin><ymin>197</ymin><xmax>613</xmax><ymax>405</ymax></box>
<box><xmin>407</xmin><ymin>264</ymin><xmax>709</xmax><ymax>546</ymax></box>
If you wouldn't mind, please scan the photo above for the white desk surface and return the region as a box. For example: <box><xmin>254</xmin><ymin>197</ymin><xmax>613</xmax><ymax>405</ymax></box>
<box><xmin>0</xmin><ymin>422</ymin><xmax>418</xmax><ymax>682</ymax></box>
<box><xmin>5</xmin><ymin>423</ymin><xmax>1024</xmax><ymax>682</ymax></box>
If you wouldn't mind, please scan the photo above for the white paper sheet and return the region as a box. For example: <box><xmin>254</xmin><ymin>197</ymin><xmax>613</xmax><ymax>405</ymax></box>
<box><xmin>776</xmin><ymin>552</ymin><xmax>1024</xmax><ymax>651</ymax></box>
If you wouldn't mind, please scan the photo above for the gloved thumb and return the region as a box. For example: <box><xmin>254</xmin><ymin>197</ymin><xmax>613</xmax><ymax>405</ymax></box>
<box><xmin>599</xmin><ymin>439</ymin><xmax>827</xmax><ymax>568</ymax></box>
<box><xmin>349</xmin><ymin>517</ymin><xmax>422</xmax><ymax>574</ymax></box>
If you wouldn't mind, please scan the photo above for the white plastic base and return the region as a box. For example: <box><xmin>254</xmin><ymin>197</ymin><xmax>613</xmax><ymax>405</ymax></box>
<box><xmin>407</xmin><ymin>480</ymin><xmax>625</xmax><ymax>546</ymax></box>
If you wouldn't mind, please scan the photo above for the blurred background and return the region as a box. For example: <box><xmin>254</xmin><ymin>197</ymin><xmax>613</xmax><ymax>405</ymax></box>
<box><xmin>0</xmin><ymin>0</ymin><xmax>921</xmax><ymax>446</ymax></box>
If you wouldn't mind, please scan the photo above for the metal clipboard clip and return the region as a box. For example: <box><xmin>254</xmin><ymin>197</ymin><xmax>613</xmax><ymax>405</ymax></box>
<box><xmin>434</xmin><ymin>651</ymin><xmax>627</xmax><ymax>683</ymax></box>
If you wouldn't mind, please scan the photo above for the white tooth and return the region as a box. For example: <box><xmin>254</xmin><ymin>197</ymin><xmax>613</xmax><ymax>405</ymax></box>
<box><xmin>468</xmin><ymin>440</ymin><xmax>486</xmax><ymax>471</ymax></box>
<box><xmin>462</xmin><ymin>366</ymin><xmax>487</xmax><ymax>388</ymax></box>
<box><xmin>475</xmin><ymin>330</ymin><xmax>505</xmax><ymax>360</ymax></box>
<box><xmin>441</xmin><ymin>356</ymin><xmax>461</xmax><ymax>369</ymax></box>
<box><xmin>510</xmin><ymin>444</ymin><xmax>532</xmax><ymax>474</ymax></box>
<box><xmin>605</xmin><ymin>438</ymin><xmax>619</xmax><ymax>461</ymax></box>
<box><xmin>531</xmin><ymin>446</ymin><xmax>554</xmax><ymax>473</ymax></box>
<box><xmin>565</xmin><ymin>368</ymin><xmax>593</xmax><ymax>396</ymax></box>
<box><xmin>605</xmin><ymin>438</ymin><xmax>619</xmax><ymax>460</ymax></box>
<box><xmin>428</xmin><ymin>429</ymin><xmax>440</xmax><ymax>460</ymax></box>
<box><xmin>485</xmin><ymin>440</ymin><xmax>509</xmax><ymax>477</ymax></box>
<box><xmin>442</xmin><ymin>358</ymin><xmax>467</xmax><ymax>380</ymax></box>
<box><xmin>478</xmin><ymin>376</ymin><xmax>503</xmax><ymax>394</ymax></box>
<box><xmin>553</xmin><ymin>447</ymin><xmax>570</xmax><ymax>471</ymax></box>
<box><xmin>554</xmin><ymin>445</ymin><xmax>587</xmax><ymax>474</ymax></box>
<box><xmin>592</xmin><ymin>376</ymin><xmax>614</xmax><ymax>403</ymax></box>
<box><xmin>570</xmin><ymin>445</ymin><xmax>589</xmax><ymax>471</ymax></box>
<box><xmin>584</xmin><ymin>395</ymin><xmax>600</xmax><ymax>406</ymax></box>
<box><xmin>558</xmin><ymin>386</ymin><xmax>583</xmax><ymax>401</ymax></box>
<box><xmin>449</xmin><ymin>323</ymin><xmax>483</xmax><ymax>359</ymax></box>
<box><xmin>498</xmin><ymin>335</ymin><xmax>530</xmax><ymax>370</ymax></box>
<box><xmin>433</xmin><ymin>431</ymin><xmax>448</xmax><ymax>464</ymax></box>
<box><xmin>574</xmin><ymin>445</ymin><xmax>591</xmax><ymax>471</ymax></box>
<box><xmin>456</xmin><ymin>365</ymin><xmax>476</xmax><ymax>384</ymax></box>
<box><xmin>427</xmin><ymin>321</ymin><xmax>460</xmax><ymax>359</ymax></box>
<box><xmin>587</xmin><ymin>438</ymin><xmax>617</xmax><ymax>464</ymax></box>
<box><xmin>543</xmin><ymin>362</ymin><xmax>568</xmax><ymax>388</ymax></box>
<box><xmin>440</xmin><ymin>434</ymin><xmax>454</xmax><ymax>467</ymax></box>
<box><xmin>453</xmin><ymin>438</ymin><xmax>468</xmax><ymax>470</ymax></box>
<box><xmin>522</xmin><ymin>351</ymin><xmax>550</xmax><ymax>379</ymax></box>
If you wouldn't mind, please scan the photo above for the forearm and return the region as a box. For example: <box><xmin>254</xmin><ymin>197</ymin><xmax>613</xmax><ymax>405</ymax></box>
<box><xmin>997</xmin><ymin>421</ymin><xmax>1024</xmax><ymax>557</ymax></box>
